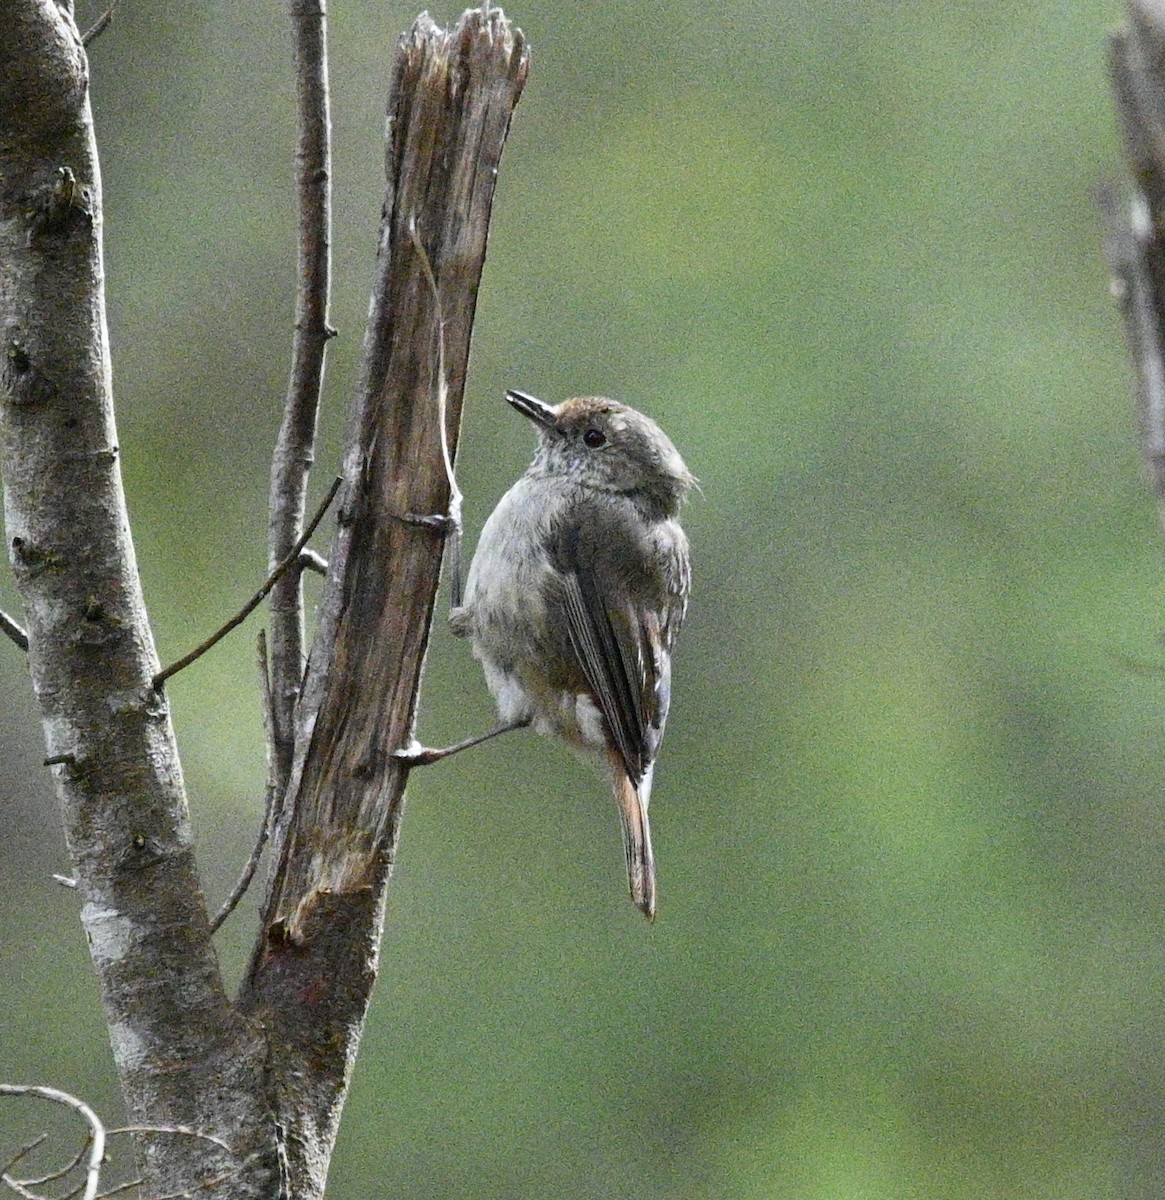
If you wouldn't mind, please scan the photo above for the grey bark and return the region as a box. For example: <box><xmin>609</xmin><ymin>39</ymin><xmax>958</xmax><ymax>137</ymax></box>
<box><xmin>268</xmin><ymin>0</ymin><xmax>335</xmax><ymax>798</ymax></box>
<box><xmin>0</xmin><ymin>2</ymin><xmax>277</xmax><ymax>1196</ymax></box>
<box><xmin>1</xmin><ymin>2</ymin><xmax>527</xmax><ymax>1197</ymax></box>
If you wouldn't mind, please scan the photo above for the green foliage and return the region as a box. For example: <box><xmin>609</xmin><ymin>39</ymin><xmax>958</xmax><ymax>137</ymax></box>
<box><xmin>0</xmin><ymin>1</ymin><xmax>1149</xmax><ymax>1196</ymax></box>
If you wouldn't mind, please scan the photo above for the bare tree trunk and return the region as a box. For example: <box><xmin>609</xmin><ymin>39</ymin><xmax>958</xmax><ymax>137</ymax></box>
<box><xmin>0</xmin><ymin>3</ymin><xmax>277</xmax><ymax>1195</ymax></box>
<box><xmin>0</xmin><ymin>3</ymin><xmax>527</xmax><ymax>1196</ymax></box>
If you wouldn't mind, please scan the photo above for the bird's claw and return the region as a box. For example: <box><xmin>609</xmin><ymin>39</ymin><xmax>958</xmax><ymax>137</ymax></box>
<box><xmin>393</xmin><ymin>740</ymin><xmax>442</xmax><ymax>767</ymax></box>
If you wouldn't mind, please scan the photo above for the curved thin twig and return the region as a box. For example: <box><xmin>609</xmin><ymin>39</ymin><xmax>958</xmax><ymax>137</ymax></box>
<box><xmin>105</xmin><ymin>1125</ymin><xmax>232</xmax><ymax>1154</ymax></box>
<box><xmin>406</xmin><ymin>214</ymin><xmax>463</xmax><ymax>603</ymax></box>
<box><xmin>208</xmin><ymin>634</ymin><xmax>276</xmax><ymax>935</ymax></box>
<box><xmin>0</xmin><ymin>1085</ymin><xmax>105</xmax><ymax>1200</ymax></box>
<box><xmin>1</xmin><ymin>1134</ymin><xmax>48</xmax><ymax>1179</ymax></box>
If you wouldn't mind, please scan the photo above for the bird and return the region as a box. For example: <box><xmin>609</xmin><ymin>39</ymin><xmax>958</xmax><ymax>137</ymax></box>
<box><xmin>441</xmin><ymin>389</ymin><xmax>694</xmax><ymax>919</ymax></box>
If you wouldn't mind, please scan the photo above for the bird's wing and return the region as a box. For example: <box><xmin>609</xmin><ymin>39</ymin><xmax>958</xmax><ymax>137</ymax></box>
<box><xmin>551</xmin><ymin>512</ymin><xmax>689</xmax><ymax>784</ymax></box>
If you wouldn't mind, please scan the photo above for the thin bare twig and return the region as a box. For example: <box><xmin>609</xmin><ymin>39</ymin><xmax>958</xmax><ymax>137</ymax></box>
<box><xmin>1</xmin><ymin>1135</ymin><xmax>48</xmax><ymax>1179</ymax></box>
<box><xmin>153</xmin><ymin>475</ymin><xmax>340</xmax><ymax>687</ymax></box>
<box><xmin>2</xmin><ymin>1173</ymin><xmax>43</xmax><ymax>1199</ymax></box>
<box><xmin>267</xmin><ymin>0</ymin><xmax>335</xmax><ymax>798</ymax></box>
<box><xmin>0</xmin><ymin>1120</ymin><xmax>240</xmax><ymax>1200</ymax></box>
<box><xmin>208</xmin><ymin>632</ymin><xmax>277</xmax><ymax>934</ymax></box>
<box><xmin>0</xmin><ymin>1087</ymin><xmax>105</xmax><ymax>1200</ymax></box>
<box><xmin>208</xmin><ymin>793</ymin><xmax>273</xmax><ymax>933</ymax></box>
<box><xmin>297</xmin><ymin>548</ymin><xmax>327</xmax><ymax>576</ymax></box>
<box><xmin>12</xmin><ymin>1131</ymin><xmax>89</xmax><ymax>1188</ymax></box>
<box><xmin>106</xmin><ymin>1125</ymin><xmax>232</xmax><ymax>1155</ymax></box>
<box><xmin>81</xmin><ymin>3</ymin><xmax>117</xmax><ymax>47</ymax></box>
<box><xmin>0</xmin><ymin>608</ymin><xmax>29</xmax><ymax>652</ymax></box>
<box><xmin>406</xmin><ymin>214</ymin><xmax>463</xmax><ymax>604</ymax></box>
<box><xmin>92</xmin><ymin>1180</ymin><xmax>140</xmax><ymax>1200</ymax></box>
<box><xmin>90</xmin><ymin>1172</ymin><xmax>237</xmax><ymax>1200</ymax></box>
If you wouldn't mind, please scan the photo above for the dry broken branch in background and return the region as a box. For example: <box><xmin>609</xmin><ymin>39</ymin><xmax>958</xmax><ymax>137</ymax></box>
<box><xmin>1109</xmin><ymin>0</ymin><xmax>1165</xmax><ymax>524</ymax></box>
<box><xmin>0</xmin><ymin>1085</ymin><xmax>105</xmax><ymax>1200</ymax></box>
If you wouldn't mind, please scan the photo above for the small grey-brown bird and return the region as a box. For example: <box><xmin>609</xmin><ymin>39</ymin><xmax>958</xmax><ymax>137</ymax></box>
<box><xmin>443</xmin><ymin>390</ymin><xmax>694</xmax><ymax>919</ymax></box>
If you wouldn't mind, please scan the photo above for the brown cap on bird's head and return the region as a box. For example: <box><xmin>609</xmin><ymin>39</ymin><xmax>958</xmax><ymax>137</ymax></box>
<box><xmin>505</xmin><ymin>389</ymin><xmax>695</xmax><ymax>518</ymax></box>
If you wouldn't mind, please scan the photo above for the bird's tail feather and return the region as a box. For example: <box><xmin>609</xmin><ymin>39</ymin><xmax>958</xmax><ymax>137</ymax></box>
<box><xmin>613</xmin><ymin>764</ymin><xmax>656</xmax><ymax>920</ymax></box>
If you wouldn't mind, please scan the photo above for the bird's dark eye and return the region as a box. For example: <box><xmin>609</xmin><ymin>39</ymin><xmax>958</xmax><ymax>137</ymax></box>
<box><xmin>583</xmin><ymin>428</ymin><xmax>606</xmax><ymax>448</ymax></box>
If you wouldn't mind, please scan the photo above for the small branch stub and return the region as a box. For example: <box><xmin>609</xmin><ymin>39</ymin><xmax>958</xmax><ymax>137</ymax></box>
<box><xmin>0</xmin><ymin>607</ymin><xmax>29</xmax><ymax>651</ymax></box>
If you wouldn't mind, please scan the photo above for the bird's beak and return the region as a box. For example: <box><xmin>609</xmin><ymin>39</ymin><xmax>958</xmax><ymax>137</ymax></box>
<box><xmin>506</xmin><ymin>389</ymin><xmax>557</xmax><ymax>429</ymax></box>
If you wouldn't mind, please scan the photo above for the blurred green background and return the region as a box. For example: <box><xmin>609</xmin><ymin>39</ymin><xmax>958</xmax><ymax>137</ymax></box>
<box><xmin>1</xmin><ymin>0</ymin><xmax>1158</xmax><ymax>1196</ymax></box>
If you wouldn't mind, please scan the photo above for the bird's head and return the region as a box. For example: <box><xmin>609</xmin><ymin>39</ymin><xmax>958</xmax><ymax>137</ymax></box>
<box><xmin>506</xmin><ymin>390</ymin><xmax>695</xmax><ymax>517</ymax></box>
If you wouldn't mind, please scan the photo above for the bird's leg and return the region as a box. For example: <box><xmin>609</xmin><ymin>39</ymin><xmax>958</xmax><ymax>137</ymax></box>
<box><xmin>394</xmin><ymin>716</ymin><xmax>531</xmax><ymax>766</ymax></box>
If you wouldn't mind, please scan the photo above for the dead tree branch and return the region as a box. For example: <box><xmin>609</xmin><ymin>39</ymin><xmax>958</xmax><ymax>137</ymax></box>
<box><xmin>1110</xmin><ymin>1</ymin><xmax>1165</xmax><ymax>526</ymax></box>
<box><xmin>240</xmin><ymin>8</ymin><xmax>528</xmax><ymax>1194</ymax></box>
